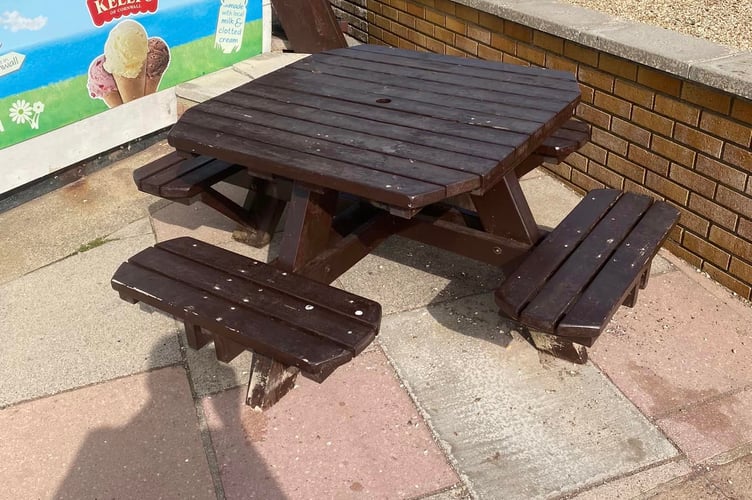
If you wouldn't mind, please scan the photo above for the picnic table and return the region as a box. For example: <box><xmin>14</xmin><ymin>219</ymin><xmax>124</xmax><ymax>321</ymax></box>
<box><xmin>113</xmin><ymin>45</ymin><xmax>678</xmax><ymax>409</ymax></box>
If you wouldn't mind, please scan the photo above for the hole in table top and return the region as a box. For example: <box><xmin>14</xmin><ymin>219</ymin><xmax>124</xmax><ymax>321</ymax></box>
<box><xmin>376</xmin><ymin>98</ymin><xmax>391</xmax><ymax>104</ymax></box>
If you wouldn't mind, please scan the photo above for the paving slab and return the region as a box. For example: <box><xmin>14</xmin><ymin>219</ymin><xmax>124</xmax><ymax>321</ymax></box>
<box><xmin>0</xmin><ymin>222</ymin><xmax>181</xmax><ymax>407</ymax></box>
<box><xmin>705</xmin><ymin>454</ymin><xmax>752</xmax><ymax>498</ymax></box>
<box><xmin>336</xmin><ymin>235</ymin><xmax>502</xmax><ymax>315</ymax></box>
<box><xmin>0</xmin><ymin>366</ymin><xmax>214</xmax><ymax>500</ymax></box>
<box><xmin>657</xmin><ymin>388</ymin><xmax>752</xmax><ymax>463</ymax></box>
<box><xmin>589</xmin><ymin>269</ymin><xmax>752</xmax><ymax>419</ymax></box>
<box><xmin>202</xmin><ymin>348</ymin><xmax>460</xmax><ymax>499</ymax></box>
<box><xmin>0</xmin><ymin>140</ymin><xmax>173</xmax><ymax>285</ymax></box>
<box><xmin>378</xmin><ymin>293</ymin><xmax>678</xmax><ymax>499</ymax></box>
<box><xmin>571</xmin><ymin>459</ymin><xmax>692</xmax><ymax>499</ymax></box>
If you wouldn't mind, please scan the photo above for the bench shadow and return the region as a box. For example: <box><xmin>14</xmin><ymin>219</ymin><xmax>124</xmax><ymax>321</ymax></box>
<box><xmin>53</xmin><ymin>342</ymin><xmax>287</xmax><ymax>500</ymax></box>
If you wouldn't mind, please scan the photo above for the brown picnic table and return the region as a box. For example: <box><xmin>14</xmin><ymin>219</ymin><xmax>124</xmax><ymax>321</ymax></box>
<box><xmin>167</xmin><ymin>44</ymin><xmax>582</xmax><ymax>277</ymax></box>
<box><xmin>114</xmin><ymin>44</ymin><xmax>679</xmax><ymax>409</ymax></box>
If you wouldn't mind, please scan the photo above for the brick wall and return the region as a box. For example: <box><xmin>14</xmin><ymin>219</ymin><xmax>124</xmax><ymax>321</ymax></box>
<box><xmin>330</xmin><ymin>0</ymin><xmax>752</xmax><ymax>300</ymax></box>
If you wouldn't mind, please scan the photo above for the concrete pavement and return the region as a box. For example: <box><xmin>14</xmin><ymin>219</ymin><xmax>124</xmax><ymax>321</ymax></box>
<box><xmin>1</xmin><ymin>49</ymin><xmax>752</xmax><ymax>500</ymax></box>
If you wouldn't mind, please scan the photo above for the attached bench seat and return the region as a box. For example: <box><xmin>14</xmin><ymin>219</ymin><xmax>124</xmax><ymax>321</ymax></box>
<box><xmin>133</xmin><ymin>152</ymin><xmax>288</xmax><ymax>247</ymax></box>
<box><xmin>112</xmin><ymin>237</ymin><xmax>381</xmax><ymax>408</ymax></box>
<box><xmin>495</xmin><ymin>189</ymin><xmax>680</xmax><ymax>362</ymax></box>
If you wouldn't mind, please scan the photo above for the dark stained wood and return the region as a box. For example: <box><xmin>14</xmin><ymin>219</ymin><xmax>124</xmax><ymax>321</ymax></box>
<box><xmin>185</xmin><ymin>321</ymin><xmax>212</xmax><ymax>350</ymax></box>
<box><xmin>557</xmin><ymin>201</ymin><xmax>680</xmax><ymax>339</ymax></box>
<box><xmin>133</xmin><ymin>153</ymin><xmax>288</xmax><ymax>248</ymax></box>
<box><xmin>158</xmin><ymin>237</ymin><xmax>381</xmax><ymax>327</ymax></box>
<box><xmin>247</xmin><ymin>355</ymin><xmax>300</xmax><ymax>409</ymax></box>
<box><xmin>534</xmin><ymin>119</ymin><xmax>590</xmax><ymax>159</ymax></box>
<box><xmin>495</xmin><ymin>189</ymin><xmax>680</xmax><ymax>348</ymax></box>
<box><xmin>134</xmin><ymin>152</ymin><xmax>242</xmax><ymax>199</ymax></box>
<box><xmin>168</xmin><ymin>121</ymin><xmax>450</xmax><ymax>210</ymax></box>
<box><xmin>270</xmin><ymin>0</ymin><xmax>346</xmax><ymax>54</ymax></box>
<box><xmin>111</xmin><ymin>237</ymin><xmax>382</xmax><ymax>380</ymax></box>
<box><xmin>471</xmin><ymin>171</ymin><xmax>540</xmax><ymax>245</ymax></box>
<box><xmin>276</xmin><ymin>185</ymin><xmax>339</xmax><ymax>277</ymax></box>
<box><xmin>520</xmin><ymin>193</ymin><xmax>653</xmax><ymax>332</ymax></box>
<box><xmin>168</xmin><ymin>44</ymin><xmax>582</xmax><ymax>211</ymax></box>
<box><xmin>495</xmin><ymin>189</ymin><xmax>622</xmax><ymax>318</ymax></box>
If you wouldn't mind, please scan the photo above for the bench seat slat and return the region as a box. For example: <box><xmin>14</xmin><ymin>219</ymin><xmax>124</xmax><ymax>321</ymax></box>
<box><xmin>496</xmin><ymin>189</ymin><xmax>621</xmax><ymax>318</ymax></box>
<box><xmin>128</xmin><ymin>246</ymin><xmax>375</xmax><ymax>353</ymax></box>
<box><xmin>157</xmin><ymin>237</ymin><xmax>381</xmax><ymax>327</ymax></box>
<box><xmin>112</xmin><ymin>262</ymin><xmax>352</xmax><ymax>377</ymax></box>
<box><xmin>495</xmin><ymin>188</ymin><xmax>680</xmax><ymax>356</ymax></box>
<box><xmin>536</xmin><ymin>119</ymin><xmax>590</xmax><ymax>159</ymax></box>
<box><xmin>136</xmin><ymin>153</ymin><xmax>242</xmax><ymax>199</ymax></box>
<box><xmin>520</xmin><ymin>192</ymin><xmax>652</xmax><ymax>332</ymax></box>
<box><xmin>557</xmin><ymin>201</ymin><xmax>680</xmax><ymax>339</ymax></box>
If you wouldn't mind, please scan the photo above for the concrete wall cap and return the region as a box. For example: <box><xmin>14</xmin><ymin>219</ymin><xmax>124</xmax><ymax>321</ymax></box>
<box><xmin>453</xmin><ymin>0</ymin><xmax>752</xmax><ymax>100</ymax></box>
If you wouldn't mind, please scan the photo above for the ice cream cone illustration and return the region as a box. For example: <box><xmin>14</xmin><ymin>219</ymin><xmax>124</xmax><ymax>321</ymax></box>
<box><xmin>87</xmin><ymin>55</ymin><xmax>123</xmax><ymax>108</ymax></box>
<box><xmin>144</xmin><ymin>37</ymin><xmax>170</xmax><ymax>95</ymax></box>
<box><xmin>103</xmin><ymin>20</ymin><xmax>148</xmax><ymax>103</ymax></box>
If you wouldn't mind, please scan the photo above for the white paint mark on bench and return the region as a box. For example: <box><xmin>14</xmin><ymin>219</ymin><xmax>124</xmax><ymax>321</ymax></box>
<box><xmin>305</xmin><ymin>304</ymin><xmax>314</xmax><ymax>310</ymax></box>
<box><xmin>355</xmin><ymin>310</ymin><xmax>363</xmax><ymax>316</ymax></box>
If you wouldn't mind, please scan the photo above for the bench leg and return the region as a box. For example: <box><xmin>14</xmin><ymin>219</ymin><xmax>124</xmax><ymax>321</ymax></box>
<box><xmin>529</xmin><ymin>330</ymin><xmax>588</xmax><ymax>364</ymax></box>
<box><xmin>184</xmin><ymin>321</ymin><xmax>212</xmax><ymax>350</ymax></box>
<box><xmin>233</xmin><ymin>180</ymin><xmax>287</xmax><ymax>248</ymax></box>
<box><xmin>246</xmin><ymin>354</ymin><xmax>300</xmax><ymax>410</ymax></box>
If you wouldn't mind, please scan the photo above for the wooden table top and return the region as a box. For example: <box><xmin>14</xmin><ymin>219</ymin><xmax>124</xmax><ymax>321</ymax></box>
<box><xmin>168</xmin><ymin>44</ymin><xmax>581</xmax><ymax>212</ymax></box>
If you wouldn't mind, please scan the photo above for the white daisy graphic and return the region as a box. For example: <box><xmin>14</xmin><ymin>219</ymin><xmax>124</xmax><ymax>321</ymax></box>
<box><xmin>8</xmin><ymin>99</ymin><xmax>46</xmax><ymax>130</ymax></box>
<box><xmin>9</xmin><ymin>99</ymin><xmax>32</xmax><ymax>125</ymax></box>
<box><xmin>0</xmin><ymin>119</ymin><xmax>4</xmax><ymax>132</ymax></box>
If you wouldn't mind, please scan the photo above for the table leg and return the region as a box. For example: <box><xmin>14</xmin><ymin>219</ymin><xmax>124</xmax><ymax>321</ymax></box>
<box><xmin>276</xmin><ymin>183</ymin><xmax>339</xmax><ymax>273</ymax></box>
<box><xmin>232</xmin><ymin>180</ymin><xmax>287</xmax><ymax>247</ymax></box>
<box><xmin>471</xmin><ymin>170</ymin><xmax>540</xmax><ymax>245</ymax></box>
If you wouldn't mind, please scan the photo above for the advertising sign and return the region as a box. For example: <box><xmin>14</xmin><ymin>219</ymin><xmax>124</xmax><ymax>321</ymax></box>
<box><xmin>0</xmin><ymin>0</ymin><xmax>263</xmax><ymax>151</ymax></box>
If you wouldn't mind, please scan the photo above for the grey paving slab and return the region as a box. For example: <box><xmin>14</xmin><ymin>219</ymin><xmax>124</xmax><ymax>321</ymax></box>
<box><xmin>378</xmin><ymin>294</ymin><xmax>678</xmax><ymax>499</ymax></box>
<box><xmin>0</xmin><ymin>366</ymin><xmax>215</xmax><ymax>500</ymax></box>
<box><xmin>0</xmin><ymin>224</ymin><xmax>181</xmax><ymax>407</ymax></box>
<box><xmin>335</xmin><ymin>235</ymin><xmax>502</xmax><ymax>315</ymax></box>
<box><xmin>0</xmin><ymin>140</ymin><xmax>173</xmax><ymax>285</ymax></box>
<box><xmin>571</xmin><ymin>459</ymin><xmax>692</xmax><ymax>499</ymax></box>
<box><xmin>521</xmin><ymin>172</ymin><xmax>581</xmax><ymax>228</ymax></box>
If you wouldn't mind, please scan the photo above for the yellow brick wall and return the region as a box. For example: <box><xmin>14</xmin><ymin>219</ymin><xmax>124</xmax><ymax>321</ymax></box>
<box><xmin>334</xmin><ymin>0</ymin><xmax>752</xmax><ymax>299</ymax></box>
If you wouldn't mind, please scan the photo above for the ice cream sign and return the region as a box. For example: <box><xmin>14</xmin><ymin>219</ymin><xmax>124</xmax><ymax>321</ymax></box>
<box><xmin>87</xmin><ymin>20</ymin><xmax>170</xmax><ymax>107</ymax></box>
<box><xmin>87</xmin><ymin>0</ymin><xmax>159</xmax><ymax>27</ymax></box>
<box><xmin>0</xmin><ymin>1</ymin><xmax>263</xmax><ymax>153</ymax></box>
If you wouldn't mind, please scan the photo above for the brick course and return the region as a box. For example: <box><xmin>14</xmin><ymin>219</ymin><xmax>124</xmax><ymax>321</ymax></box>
<box><xmin>331</xmin><ymin>0</ymin><xmax>752</xmax><ymax>299</ymax></box>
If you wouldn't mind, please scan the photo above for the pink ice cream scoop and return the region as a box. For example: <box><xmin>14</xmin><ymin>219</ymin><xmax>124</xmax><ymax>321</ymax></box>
<box><xmin>87</xmin><ymin>55</ymin><xmax>118</xmax><ymax>98</ymax></box>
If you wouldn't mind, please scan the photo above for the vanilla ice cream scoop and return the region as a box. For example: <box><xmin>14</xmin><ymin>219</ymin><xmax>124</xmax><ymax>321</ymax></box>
<box><xmin>103</xmin><ymin>20</ymin><xmax>148</xmax><ymax>78</ymax></box>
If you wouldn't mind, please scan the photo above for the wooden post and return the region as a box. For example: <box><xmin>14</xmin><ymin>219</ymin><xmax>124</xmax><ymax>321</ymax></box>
<box><xmin>246</xmin><ymin>354</ymin><xmax>300</xmax><ymax>410</ymax></box>
<box><xmin>271</xmin><ymin>0</ymin><xmax>347</xmax><ymax>53</ymax></box>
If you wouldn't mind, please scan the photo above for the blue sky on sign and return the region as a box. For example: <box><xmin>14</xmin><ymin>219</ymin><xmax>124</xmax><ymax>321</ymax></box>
<box><xmin>0</xmin><ymin>0</ymin><xmax>207</xmax><ymax>51</ymax></box>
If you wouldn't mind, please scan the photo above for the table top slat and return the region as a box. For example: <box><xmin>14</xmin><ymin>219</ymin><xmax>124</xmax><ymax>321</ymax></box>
<box><xmin>233</xmin><ymin>84</ymin><xmax>534</xmax><ymax>149</ymax></box>
<box><xmin>181</xmin><ymin>102</ymin><xmax>487</xmax><ymax>189</ymax></box>
<box><xmin>168</xmin><ymin>45</ymin><xmax>581</xmax><ymax>211</ymax></box>
<box><xmin>316</xmin><ymin>51</ymin><xmax>582</xmax><ymax>98</ymax></box>
<box><xmin>253</xmin><ymin>68</ymin><xmax>549</xmax><ymax>134</ymax></box>
<box><xmin>210</xmin><ymin>91</ymin><xmax>516</xmax><ymax>163</ymax></box>
<box><xmin>169</xmin><ymin>121</ymin><xmax>449</xmax><ymax>209</ymax></box>
<box><xmin>286</xmin><ymin>59</ymin><xmax>569</xmax><ymax>116</ymax></box>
